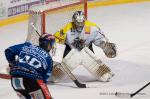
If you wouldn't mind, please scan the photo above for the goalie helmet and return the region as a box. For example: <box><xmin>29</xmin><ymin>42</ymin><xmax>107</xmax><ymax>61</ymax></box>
<box><xmin>72</xmin><ymin>11</ymin><xmax>85</xmax><ymax>33</ymax></box>
<box><xmin>39</xmin><ymin>33</ymin><xmax>55</xmax><ymax>52</ymax></box>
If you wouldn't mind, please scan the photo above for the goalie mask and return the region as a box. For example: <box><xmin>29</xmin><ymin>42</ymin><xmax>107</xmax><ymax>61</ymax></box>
<box><xmin>39</xmin><ymin>33</ymin><xmax>55</xmax><ymax>52</ymax></box>
<box><xmin>72</xmin><ymin>11</ymin><xmax>85</xmax><ymax>33</ymax></box>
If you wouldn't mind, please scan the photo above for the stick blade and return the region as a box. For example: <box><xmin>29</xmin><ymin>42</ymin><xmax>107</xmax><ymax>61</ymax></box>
<box><xmin>74</xmin><ymin>80</ymin><xmax>86</xmax><ymax>88</ymax></box>
<box><xmin>115</xmin><ymin>92</ymin><xmax>131</xmax><ymax>98</ymax></box>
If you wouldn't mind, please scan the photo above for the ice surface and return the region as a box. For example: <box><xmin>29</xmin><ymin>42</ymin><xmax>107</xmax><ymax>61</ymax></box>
<box><xmin>0</xmin><ymin>2</ymin><xmax>150</xmax><ymax>99</ymax></box>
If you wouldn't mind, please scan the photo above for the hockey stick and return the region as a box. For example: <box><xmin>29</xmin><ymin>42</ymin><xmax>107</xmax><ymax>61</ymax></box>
<box><xmin>115</xmin><ymin>82</ymin><xmax>150</xmax><ymax>98</ymax></box>
<box><xmin>61</xmin><ymin>62</ymin><xmax>86</xmax><ymax>88</ymax></box>
<box><xmin>31</xmin><ymin>23</ymin><xmax>86</xmax><ymax>88</ymax></box>
<box><xmin>30</xmin><ymin>23</ymin><xmax>41</xmax><ymax>36</ymax></box>
<box><xmin>0</xmin><ymin>73</ymin><xmax>11</xmax><ymax>79</ymax></box>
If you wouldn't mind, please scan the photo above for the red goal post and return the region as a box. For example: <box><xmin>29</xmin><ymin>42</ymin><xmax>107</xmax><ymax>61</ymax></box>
<box><xmin>26</xmin><ymin>0</ymin><xmax>88</xmax><ymax>45</ymax></box>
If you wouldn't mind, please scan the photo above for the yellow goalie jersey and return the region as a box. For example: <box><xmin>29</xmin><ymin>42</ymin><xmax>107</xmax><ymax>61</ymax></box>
<box><xmin>54</xmin><ymin>20</ymin><xmax>105</xmax><ymax>51</ymax></box>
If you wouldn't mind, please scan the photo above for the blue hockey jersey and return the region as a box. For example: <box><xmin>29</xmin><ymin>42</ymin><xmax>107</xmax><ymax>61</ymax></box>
<box><xmin>5</xmin><ymin>42</ymin><xmax>53</xmax><ymax>83</ymax></box>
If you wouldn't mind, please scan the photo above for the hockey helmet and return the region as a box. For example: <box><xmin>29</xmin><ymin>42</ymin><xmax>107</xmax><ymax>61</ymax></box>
<box><xmin>72</xmin><ymin>11</ymin><xmax>85</xmax><ymax>32</ymax></box>
<box><xmin>39</xmin><ymin>33</ymin><xmax>55</xmax><ymax>52</ymax></box>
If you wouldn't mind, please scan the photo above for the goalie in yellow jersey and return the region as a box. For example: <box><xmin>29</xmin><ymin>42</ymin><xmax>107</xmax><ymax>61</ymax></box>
<box><xmin>51</xmin><ymin>11</ymin><xmax>117</xmax><ymax>82</ymax></box>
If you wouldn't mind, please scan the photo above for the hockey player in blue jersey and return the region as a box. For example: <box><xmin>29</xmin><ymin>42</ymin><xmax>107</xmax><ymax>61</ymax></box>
<box><xmin>5</xmin><ymin>33</ymin><xmax>55</xmax><ymax>99</ymax></box>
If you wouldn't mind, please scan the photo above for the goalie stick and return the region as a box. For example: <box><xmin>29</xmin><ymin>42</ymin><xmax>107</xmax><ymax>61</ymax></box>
<box><xmin>30</xmin><ymin>23</ymin><xmax>41</xmax><ymax>36</ymax></box>
<box><xmin>31</xmin><ymin>23</ymin><xmax>86</xmax><ymax>88</ymax></box>
<box><xmin>115</xmin><ymin>82</ymin><xmax>150</xmax><ymax>98</ymax></box>
<box><xmin>61</xmin><ymin>62</ymin><xmax>86</xmax><ymax>88</ymax></box>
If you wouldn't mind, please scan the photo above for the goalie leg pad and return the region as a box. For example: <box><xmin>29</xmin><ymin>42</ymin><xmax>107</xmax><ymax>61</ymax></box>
<box><xmin>80</xmin><ymin>47</ymin><xmax>114</xmax><ymax>82</ymax></box>
<box><xmin>50</xmin><ymin>64</ymin><xmax>66</xmax><ymax>82</ymax></box>
<box><xmin>50</xmin><ymin>49</ymin><xmax>82</xmax><ymax>82</ymax></box>
<box><xmin>50</xmin><ymin>43</ymin><xmax>66</xmax><ymax>63</ymax></box>
<box><xmin>96</xmin><ymin>64</ymin><xmax>111</xmax><ymax>77</ymax></box>
<box><xmin>62</xmin><ymin>49</ymin><xmax>82</xmax><ymax>71</ymax></box>
<box><xmin>96</xmin><ymin>64</ymin><xmax>114</xmax><ymax>82</ymax></box>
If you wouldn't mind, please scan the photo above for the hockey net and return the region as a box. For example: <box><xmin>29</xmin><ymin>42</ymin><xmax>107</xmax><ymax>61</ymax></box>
<box><xmin>26</xmin><ymin>0</ymin><xmax>87</xmax><ymax>45</ymax></box>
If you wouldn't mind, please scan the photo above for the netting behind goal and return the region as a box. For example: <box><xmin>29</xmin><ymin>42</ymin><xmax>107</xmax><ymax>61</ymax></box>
<box><xmin>27</xmin><ymin>0</ymin><xmax>87</xmax><ymax>45</ymax></box>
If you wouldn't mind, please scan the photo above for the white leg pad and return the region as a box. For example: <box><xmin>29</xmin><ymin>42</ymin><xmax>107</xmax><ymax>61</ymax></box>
<box><xmin>50</xmin><ymin>43</ymin><xmax>66</xmax><ymax>63</ymax></box>
<box><xmin>60</xmin><ymin>47</ymin><xmax>114</xmax><ymax>82</ymax></box>
<box><xmin>62</xmin><ymin>49</ymin><xmax>82</xmax><ymax>71</ymax></box>
<box><xmin>50</xmin><ymin>49</ymin><xmax>81</xmax><ymax>82</ymax></box>
<box><xmin>49</xmin><ymin>63</ymin><xmax>66</xmax><ymax>82</ymax></box>
<box><xmin>100</xmin><ymin>71</ymin><xmax>114</xmax><ymax>82</ymax></box>
<box><xmin>80</xmin><ymin>47</ymin><xmax>114</xmax><ymax>82</ymax></box>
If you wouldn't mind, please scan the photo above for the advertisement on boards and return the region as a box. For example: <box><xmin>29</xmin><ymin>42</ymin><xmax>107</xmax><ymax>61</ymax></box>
<box><xmin>0</xmin><ymin>0</ymin><xmax>40</xmax><ymax>20</ymax></box>
<box><xmin>0</xmin><ymin>0</ymin><xmax>95</xmax><ymax>20</ymax></box>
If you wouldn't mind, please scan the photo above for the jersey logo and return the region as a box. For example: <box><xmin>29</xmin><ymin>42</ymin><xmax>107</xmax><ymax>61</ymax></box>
<box><xmin>19</xmin><ymin>55</ymin><xmax>42</xmax><ymax>69</ymax></box>
<box><xmin>71</xmin><ymin>37</ymin><xmax>85</xmax><ymax>50</ymax></box>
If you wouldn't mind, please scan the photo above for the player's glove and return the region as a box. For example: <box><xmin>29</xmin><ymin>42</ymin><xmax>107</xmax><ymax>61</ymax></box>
<box><xmin>7</xmin><ymin>61</ymin><xmax>16</xmax><ymax>73</ymax></box>
<box><xmin>100</xmin><ymin>42</ymin><xmax>117</xmax><ymax>58</ymax></box>
<box><xmin>9</xmin><ymin>63</ymin><xmax>14</xmax><ymax>67</ymax></box>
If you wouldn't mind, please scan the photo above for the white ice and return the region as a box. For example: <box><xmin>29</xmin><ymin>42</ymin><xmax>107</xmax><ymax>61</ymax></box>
<box><xmin>0</xmin><ymin>2</ymin><xmax>150</xmax><ymax>99</ymax></box>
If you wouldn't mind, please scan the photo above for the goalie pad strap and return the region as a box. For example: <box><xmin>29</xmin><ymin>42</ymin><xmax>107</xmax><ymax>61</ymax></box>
<box><xmin>80</xmin><ymin>47</ymin><xmax>112</xmax><ymax>81</ymax></box>
<box><xmin>50</xmin><ymin>64</ymin><xmax>66</xmax><ymax>82</ymax></box>
<box><xmin>96</xmin><ymin>64</ymin><xmax>111</xmax><ymax>77</ymax></box>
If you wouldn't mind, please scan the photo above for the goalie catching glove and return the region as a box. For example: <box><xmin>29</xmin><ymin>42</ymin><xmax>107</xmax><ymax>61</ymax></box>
<box><xmin>100</xmin><ymin>41</ymin><xmax>117</xmax><ymax>58</ymax></box>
